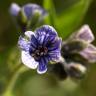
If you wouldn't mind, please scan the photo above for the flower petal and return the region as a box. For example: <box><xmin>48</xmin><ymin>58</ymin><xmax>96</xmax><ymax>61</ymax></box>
<box><xmin>69</xmin><ymin>25</ymin><xmax>94</xmax><ymax>43</ymax></box>
<box><xmin>24</xmin><ymin>31</ymin><xmax>38</xmax><ymax>56</ymax></box>
<box><xmin>23</xmin><ymin>4</ymin><xmax>34</xmax><ymax>19</ymax></box>
<box><xmin>48</xmin><ymin>50</ymin><xmax>61</xmax><ymax>61</ymax></box>
<box><xmin>25</xmin><ymin>31</ymin><xmax>34</xmax><ymax>39</ymax></box>
<box><xmin>21</xmin><ymin>51</ymin><xmax>38</xmax><ymax>69</ymax></box>
<box><xmin>30</xmin><ymin>33</ymin><xmax>38</xmax><ymax>48</ymax></box>
<box><xmin>10</xmin><ymin>3</ymin><xmax>21</xmax><ymax>16</ymax></box>
<box><xmin>47</xmin><ymin>38</ymin><xmax>62</xmax><ymax>51</ymax></box>
<box><xmin>35</xmin><ymin>25</ymin><xmax>57</xmax><ymax>45</ymax></box>
<box><xmin>18</xmin><ymin>36</ymin><xmax>30</xmax><ymax>51</ymax></box>
<box><xmin>37</xmin><ymin>58</ymin><xmax>47</xmax><ymax>74</ymax></box>
<box><xmin>79</xmin><ymin>44</ymin><xmax>96</xmax><ymax>63</ymax></box>
<box><xmin>76</xmin><ymin>25</ymin><xmax>94</xmax><ymax>43</ymax></box>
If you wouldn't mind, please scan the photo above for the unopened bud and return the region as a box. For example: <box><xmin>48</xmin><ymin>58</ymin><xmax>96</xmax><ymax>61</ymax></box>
<box><xmin>67</xmin><ymin>62</ymin><xmax>87</xmax><ymax>79</ymax></box>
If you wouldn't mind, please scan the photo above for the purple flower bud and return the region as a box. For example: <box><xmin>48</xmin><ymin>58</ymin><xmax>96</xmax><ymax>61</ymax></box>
<box><xmin>10</xmin><ymin>3</ymin><xmax>20</xmax><ymax>16</ymax></box>
<box><xmin>22</xmin><ymin>3</ymin><xmax>47</xmax><ymax>20</ymax></box>
<box><xmin>68</xmin><ymin>25</ymin><xmax>94</xmax><ymax>43</ymax></box>
<box><xmin>65</xmin><ymin>24</ymin><xmax>96</xmax><ymax>63</ymax></box>
<box><xmin>79</xmin><ymin>44</ymin><xmax>96</xmax><ymax>63</ymax></box>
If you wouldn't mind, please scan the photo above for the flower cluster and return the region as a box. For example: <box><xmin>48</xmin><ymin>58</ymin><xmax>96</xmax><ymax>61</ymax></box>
<box><xmin>62</xmin><ymin>25</ymin><xmax>96</xmax><ymax>63</ymax></box>
<box><xmin>10</xmin><ymin>3</ymin><xmax>96</xmax><ymax>78</ymax></box>
<box><xmin>51</xmin><ymin>25</ymin><xmax>96</xmax><ymax>79</ymax></box>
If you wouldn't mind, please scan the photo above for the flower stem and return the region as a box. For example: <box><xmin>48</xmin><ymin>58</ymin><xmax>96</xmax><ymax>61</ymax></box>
<box><xmin>2</xmin><ymin>66</ymin><xmax>28</xmax><ymax>96</ymax></box>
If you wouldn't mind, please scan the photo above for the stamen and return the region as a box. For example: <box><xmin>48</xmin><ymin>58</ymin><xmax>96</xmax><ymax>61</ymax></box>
<box><xmin>32</xmin><ymin>46</ymin><xmax>48</xmax><ymax>60</ymax></box>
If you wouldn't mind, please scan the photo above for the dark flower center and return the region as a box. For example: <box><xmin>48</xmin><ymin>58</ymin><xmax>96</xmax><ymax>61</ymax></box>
<box><xmin>32</xmin><ymin>46</ymin><xmax>48</xmax><ymax>60</ymax></box>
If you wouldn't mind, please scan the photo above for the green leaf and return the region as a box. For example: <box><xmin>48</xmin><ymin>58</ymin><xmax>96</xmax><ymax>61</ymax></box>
<box><xmin>55</xmin><ymin>0</ymin><xmax>92</xmax><ymax>39</ymax></box>
<box><xmin>43</xmin><ymin>0</ymin><xmax>56</xmax><ymax>26</ymax></box>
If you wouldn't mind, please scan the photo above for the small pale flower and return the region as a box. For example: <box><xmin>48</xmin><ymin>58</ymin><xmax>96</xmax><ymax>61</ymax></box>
<box><xmin>18</xmin><ymin>25</ymin><xmax>61</xmax><ymax>74</ymax></box>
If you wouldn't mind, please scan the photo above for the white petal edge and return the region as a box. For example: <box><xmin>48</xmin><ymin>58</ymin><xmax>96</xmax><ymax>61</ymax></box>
<box><xmin>37</xmin><ymin>68</ymin><xmax>47</xmax><ymax>74</ymax></box>
<box><xmin>25</xmin><ymin>31</ymin><xmax>35</xmax><ymax>38</ymax></box>
<box><xmin>42</xmin><ymin>25</ymin><xmax>58</xmax><ymax>35</ymax></box>
<box><xmin>76</xmin><ymin>25</ymin><xmax>94</xmax><ymax>43</ymax></box>
<box><xmin>10</xmin><ymin>3</ymin><xmax>21</xmax><ymax>16</ymax></box>
<box><xmin>21</xmin><ymin>51</ymin><xmax>38</xmax><ymax>69</ymax></box>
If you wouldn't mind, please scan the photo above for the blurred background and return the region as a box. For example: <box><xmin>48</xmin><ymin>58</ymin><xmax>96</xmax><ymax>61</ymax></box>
<box><xmin>0</xmin><ymin>0</ymin><xmax>96</xmax><ymax>96</ymax></box>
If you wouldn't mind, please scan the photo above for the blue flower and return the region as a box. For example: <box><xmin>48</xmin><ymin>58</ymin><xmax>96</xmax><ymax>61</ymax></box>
<box><xmin>18</xmin><ymin>25</ymin><xmax>62</xmax><ymax>74</ymax></box>
<box><xmin>10</xmin><ymin>3</ymin><xmax>47</xmax><ymax>31</ymax></box>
